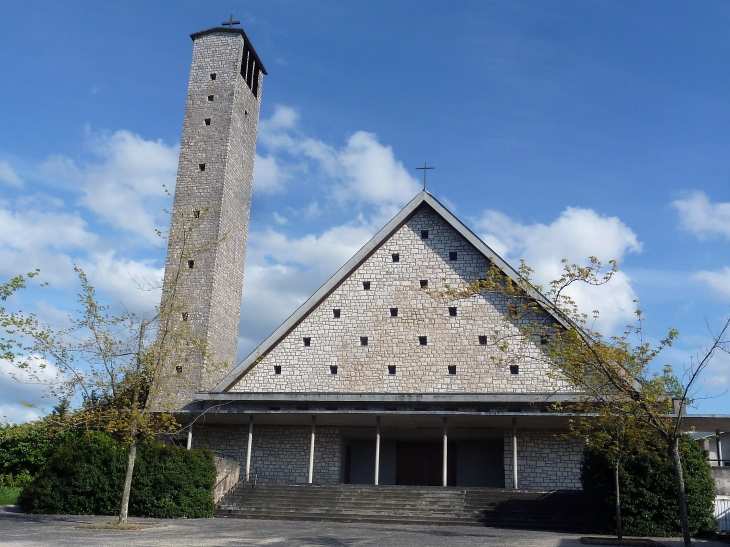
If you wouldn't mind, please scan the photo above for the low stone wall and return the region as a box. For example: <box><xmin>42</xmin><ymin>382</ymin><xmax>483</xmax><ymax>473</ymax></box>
<box><xmin>213</xmin><ymin>456</ymin><xmax>240</xmax><ymax>502</ymax></box>
<box><xmin>712</xmin><ymin>467</ymin><xmax>730</xmax><ymax>496</ymax></box>
<box><xmin>193</xmin><ymin>424</ymin><xmax>342</xmax><ymax>485</ymax></box>
<box><xmin>503</xmin><ymin>430</ymin><xmax>583</xmax><ymax>491</ymax></box>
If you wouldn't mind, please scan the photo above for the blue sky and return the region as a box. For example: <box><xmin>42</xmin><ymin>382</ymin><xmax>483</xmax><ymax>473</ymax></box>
<box><xmin>1</xmin><ymin>1</ymin><xmax>729</xmax><ymax>422</ymax></box>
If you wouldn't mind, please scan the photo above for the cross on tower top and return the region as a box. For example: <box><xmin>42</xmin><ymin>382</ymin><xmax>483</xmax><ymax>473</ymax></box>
<box><xmin>222</xmin><ymin>14</ymin><xmax>241</xmax><ymax>28</ymax></box>
<box><xmin>415</xmin><ymin>162</ymin><xmax>434</xmax><ymax>191</ymax></box>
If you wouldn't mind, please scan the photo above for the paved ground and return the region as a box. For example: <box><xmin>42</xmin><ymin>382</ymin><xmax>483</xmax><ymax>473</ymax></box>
<box><xmin>0</xmin><ymin>507</ymin><xmax>726</xmax><ymax>547</ymax></box>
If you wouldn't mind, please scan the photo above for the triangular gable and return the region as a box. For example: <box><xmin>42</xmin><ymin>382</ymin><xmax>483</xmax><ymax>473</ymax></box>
<box><xmin>214</xmin><ymin>192</ymin><xmax>570</xmax><ymax>393</ymax></box>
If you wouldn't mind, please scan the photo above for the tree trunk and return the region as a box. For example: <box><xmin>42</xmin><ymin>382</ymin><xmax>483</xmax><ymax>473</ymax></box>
<box><xmin>669</xmin><ymin>436</ymin><xmax>691</xmax><ymax>547</ymax></box>
<box><xmin>614</xmin><ymin>461</ymin><xmax>622</xmax><ymax>541</ymax></box>
<box><xmin>118</xmin><ymin>437</ymin><xmax>138</xmax><ymax>524</ymax></box>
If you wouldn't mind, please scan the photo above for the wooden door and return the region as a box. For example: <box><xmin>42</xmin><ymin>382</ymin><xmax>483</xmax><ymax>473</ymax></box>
<box><xmin>396</xmin><ymin>442</ymin><xmax>456</xmax><ymax>486</ymax></box>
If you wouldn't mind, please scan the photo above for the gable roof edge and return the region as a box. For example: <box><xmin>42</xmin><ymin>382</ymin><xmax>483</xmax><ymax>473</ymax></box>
<box><xmin>213</xmin><ymin>190</ymin><xmax>571</xmax><ymax>393</ymax></box>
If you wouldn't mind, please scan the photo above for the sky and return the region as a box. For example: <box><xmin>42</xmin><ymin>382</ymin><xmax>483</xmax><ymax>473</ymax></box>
<box><xmin>0</xmin><ymin>1</ymin><xmax>729</xmax><ymax>423</ymax></box>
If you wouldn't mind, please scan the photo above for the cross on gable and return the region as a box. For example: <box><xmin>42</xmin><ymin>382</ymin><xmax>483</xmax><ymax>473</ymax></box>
<box><xmin>415</xmin><ymin>162</ymin><xmax>434</xmax><ymax>191</ymax></box>
<box><xmin>222</xmin><ymin>14</ymin><xmax>241</xmax><ymax>28</ymax></box>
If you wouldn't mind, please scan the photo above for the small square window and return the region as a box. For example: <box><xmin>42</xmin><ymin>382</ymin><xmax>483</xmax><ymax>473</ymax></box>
<box><xmin>360</xmin><ymin>336</ymin><xmax>368</xmax><ymax>346</ymax></box>
<box><xmin>330</xmin><ymin>365</ymin><xmax>338</xmax><ymax>375</ymax></box>
<box><xmin>210</xmin><ymin>73</ymin><xmax>216</xmax><ymax>80</ymax></box>
<box><xmin>421</xmin><ymin>230</ymin><xmax>429</xmax><ymax>239</ymax></box>
<box><xmin>479</xmin><ymin>335</ymin><xmax>487</xmax><ymax>345</ymax></box>
<box><xmin>392</xmin><ymin>253</ymin><xmax>400</xmax><ymax>262</ymax></box>
<box><xmin>449</xmin><ymin>251</ymin><xmax>458</xmax><ymax>261</ymax></box>
<box><xmin>187</xmin><ymin>260</ymin><xmax>195</xmax><ymax>269</ymax></box>
<box><xmin>193</xmin><ymin>209</ymin><xmax>201</xmax><ymax>218</ymax></box>
<box><xmin>448</xmin><ymin>365</ymin><xmax>457</xmax><ymax>375</ymax></box>
<box><xmin>175</xmin><ymin>365</ymin><xmax>183</xmax><ymax>374</ymax></box>
<box><xmin>388</xmin><ymin>365</ymin><xmax>396</xmax><ymax>375</ymax></box>
<box><xmin>303</xmin><ymin>337</ymin><xmax>311</xmax><ymax>347</ymax></box>
<box><xmin>510</xmin><ymin>365</ymin><xmax>519</xmax><ymax>375</ymax></box>
<box><xmin>274</xmin><ymin>365</ymin><xmax>282</xmax><ymax>375</ymax></box>
<box><xmin>419</xmin><ymin>336</ymin><xmax>428</xmax><ymax>346</ymax></box>
<box><xmin>363</xmin><ymin>281</ymin><xmax>371</xmax><ymax>290</ymax></box>
<box><xmin>204</xmin><ymin>118</ymin><xmax>211</xmax><ymax>125</ymax></box>
<box><xmin>540</xmin><ymin>335</ymin><xmax>549</xmax><ymax>346</ymax></box>
<box><xmin>333</xmin><ymin>309</ymin><xmax>341</xmax><ymax>318</ymax></box>
<box><xmin>390</xmin><ymin>308</ymin><xmax>398</xmax><ymax>317</ymax></box>
<box><xmin>420</xmin><ymin>279</ymin><xmax>428</xmax><ymax>288</ymax></box>
<box><xmin>449</xmin><ymin>307</ymin><xmax>457</xmax><ymax>317</ymax></box>
<box><xmin>199</xmin><ymin>163</ymin><xmax>206</xmax><ymax>171</ymax></box>
<box><xmin>181</xmin><ymin>312</ymin><xmax>189</xmax><ymax>321</ymax></box>
<box><xmin>207</xmin><ymin>95</ymin><xmax>214</xmax><ymax>101</ymax></box>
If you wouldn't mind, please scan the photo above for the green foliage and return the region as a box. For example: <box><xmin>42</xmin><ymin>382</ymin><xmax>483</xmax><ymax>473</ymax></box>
<box><xmin>19</xmin><ymin>431</ymin><xmax>216</xmax><ymax>518</ymax></box>
<box><xmin>581</xmin><ymin>435</ymin><xmax>716</xmax><ymax>537</ymax></box>
<box><xmin>0</xmin><ymin>420</ymin><xmax>74</xmax><ymax>478</ymax></box>
<box><xmin>0</xmin><ymin>486</ymin><xmax>21</xmax><ymax>505</ymax></box>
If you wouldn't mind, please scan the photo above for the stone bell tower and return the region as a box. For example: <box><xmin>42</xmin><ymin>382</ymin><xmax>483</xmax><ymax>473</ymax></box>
<box><xmin>160</xmin><ymin>21</ymin><xmax>266</xmax><ymax>408</ymax></box>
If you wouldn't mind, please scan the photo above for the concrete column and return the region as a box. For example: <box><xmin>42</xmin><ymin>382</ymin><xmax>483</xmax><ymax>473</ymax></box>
<box><xmin>512</xmin><ymin>418</ymin><xmax>518</xmax><ymax>489</ymax></box>
<box><xmin>245</xmin><ymin>415</ymin><xmax>254</xmax><ymax>481</ymax></box>
<box><xmin>186</xmin><ymin>422</ymin><xmax>193</xmax><ymax>450</ymax></box>
<box><xmin>374</xmin><ymin>416</ymin><xmax>381</xmax><ymax>485</ymax></box>
<box><xmin>308</xmin><ymin>416</ymin><xmax>316</xmax><ymax>484</ymax></box>
<box><xmin>717</xmin><ymin>429</ymin><xmax>724</xmax><ymax>466</ymax></box>
<box><xmin>442</xmin><ymin>417</ymin><xmax>448</xmax><ymax>487</ymax></box>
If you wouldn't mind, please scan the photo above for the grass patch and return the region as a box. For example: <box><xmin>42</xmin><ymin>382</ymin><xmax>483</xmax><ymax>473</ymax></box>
<box><xmin>0</xmin><ymin>486</ymin><xmax>21</xmax><ymax>505</ymax></box>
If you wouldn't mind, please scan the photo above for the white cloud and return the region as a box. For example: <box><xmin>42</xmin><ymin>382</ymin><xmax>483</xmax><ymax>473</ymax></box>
<box><xmin>475</xmin><ymin>207</ymin><xmax>642</xmax><ymax>334</ymax></box>
<box><xmin>693</xmin><ymin>267</ymin><xmax>730</xmax><ymax>301</ymax></box>
<box><xmin>673</xmin><ymin>192</ymin><xmax>730</xmax><ymax>240</ymax></box>
<box><xmin>43</xmin><ymin>130</ymin><xmax>178</xmax><ymax>243</ymax></box>
<box><xmin>0</xmin><ymin>161</ymin><xmax>23</xmax><ymax>187</ymax></box>
<box><xmin>257</xmin><ymin>105</ymin><xmax>421</xmax><ymax>212</ymax></box>
<box><xmin>0</xmin><ymin>358</ymin><xmax>64</xmax><ymax>424</ymax></box>
<box><xmin>253</xmin><ymin>154</ymin><xmax>288</xmax><ymax>194</ymax></box>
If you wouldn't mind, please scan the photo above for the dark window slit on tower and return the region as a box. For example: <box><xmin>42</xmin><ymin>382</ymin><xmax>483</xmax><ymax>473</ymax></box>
<box><xmin>388</xmin><ymin>365</ymin><xmax>396</xmax><ymax>375</ymax></box>
<box><xmin>333</xmin><ymin>309</ymin><xmax>341</xmax><ymax>318</ymax></box>
<box><xmin>199</xmin><ymin>163</ymin><xmax>206</xmax><ymax>171</ymax></box>
<box><xmin>181</xmin><ymin>312</ymin><xmax>189</xmax><ymax>321</ymax></box>
<box><xmin>303</xmin><ymin>337</ymin><xmax>311</xmax><ymax>347</ymax></box>
<box><xmin>193</xmin><ymin>210</ymin><xmax>200</xmax><ymax>218</ymax></box>
<box><xmin>392</xmin><ymin>253</ymin><xmax>399</xmax><ymax>262</ymax></box>
<box><xmin>204</xmin><ymin>118</ymin><xmax>211</xmax><ymax>125</ymax></box>
<box><xmin>479</xmin><ymin>335</ymin><xmax>487</xmax><ymax>345</ymax></box>
<box><xmin>274</xmin><ymin>365</ymin><xmax>281</xmax><ymax>375</ymax></box>
<box><xmin>448</xmin><ymin>365</ymin><xmax>457</xmax><ymax>375</ymax></box>
<box><xmin>421</xmin><ymin>230</ymin><xmax>429</xmax><ymax>239</ymax></box>
<box><xmin>420</xmin><ymin>279</ymin><xmax>428</xmax><ymax>288</ymax></box>
<box><xmin>207</xmin><ymin>95</ymin><xmax>214</xmax><ymax>101</ymax></box>
<box><xmin>390</xmin><ymin>308</ymin><xmax>398</xmax><ymax>317</ymax></box>
<box><xmin>176</xmin><ymin>365</ymin><xmax>183</xmax><ymax>374</ymax></box>
<box><xmin>449</xmin><ymin>307</ymin><xmax>457</xmax><ymax>317</ymax></box>
<box><xmin>330</xmin><ymin>365</ymin><xmax>338</xmax><ymax>375</ymax></box>
<box><xmin>419</xmin><ymin>336</ymin><xmax>428</xmax><ymax>346</ymax></box>
<box><xmin>360</xmin><ymin>336</ymin><xmax>368</xmax><ymax>346</ymax></box>
<box><xmin>363</xmin><ymin>281</ymin><xmax>371</xmax><ymax>290</ymax></box>
<box><xmin>187</xmin><ymin>260</ymin><xmax>194</xmax><ymax>269</ymax></box>
<box><xmin>510</xmin><ymin>365</ymin><xmax>519</xmax><ymax>375</ymax></box>
<box><xmin>210</xmin><ymin>73</ymin><xmax>216</xmax><ymax>80</ymax></box>
<box><xmin>449</xmin><ymin>251</ymin><xmax>458</xmax><ymax>261</ymax></box>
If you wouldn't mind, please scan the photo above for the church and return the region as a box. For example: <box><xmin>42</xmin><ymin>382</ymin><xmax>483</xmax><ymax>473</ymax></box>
<box><xmin>160</xmin><ymin>22</ymin><xmax>728</xmax><ymax>502</ymax></box>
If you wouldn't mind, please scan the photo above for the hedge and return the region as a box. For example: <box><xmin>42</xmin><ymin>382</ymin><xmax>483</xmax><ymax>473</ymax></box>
<box><xmin>19</xmin><ymin>431</ymin><xmax>216</xmax><ymax>518</ymax></box>
<box><xmin>581</xmin><ymin>434</ymin><xmax>716</xmax><ymax>537</ymax></box>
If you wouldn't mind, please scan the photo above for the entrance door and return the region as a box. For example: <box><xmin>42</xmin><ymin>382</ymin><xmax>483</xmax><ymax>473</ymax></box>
<box><xmin>396</xmin><ymin>442</ymin><xmax>456</xmax><ymax>486</ymax></box>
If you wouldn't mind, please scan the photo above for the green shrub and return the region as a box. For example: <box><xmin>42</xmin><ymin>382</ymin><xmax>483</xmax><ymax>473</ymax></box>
<box><xmin>0</xmin><ymin>486</ymin><xmax>21</xmax><ymax>505</ymax></box>
<box><xmin>19</xmin><ymin>431</ymin><xmax>216</xmax><ymax>518</ymax></box>
<box><xmin>581</xmin><ymin>435</ymin><xmax>716</xmax><ymax>537</ymax></box>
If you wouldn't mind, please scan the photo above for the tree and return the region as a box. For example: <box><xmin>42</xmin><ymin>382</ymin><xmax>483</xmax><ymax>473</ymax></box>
<box><xmin>0</xmin><ymin>205</ymin><xmax>222</xmax><ymax>524</ymax></box>
<box><xmin>435</xmin><ymin>257</ymin><xmax>729</xmax><ymax>546</ymax></box>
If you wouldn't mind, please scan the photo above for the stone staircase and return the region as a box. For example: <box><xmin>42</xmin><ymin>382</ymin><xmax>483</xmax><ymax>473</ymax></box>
<box><xmin>215</xmin><ymin>483</ymin><xmax>586</xmax><ymax>531</ymax></box>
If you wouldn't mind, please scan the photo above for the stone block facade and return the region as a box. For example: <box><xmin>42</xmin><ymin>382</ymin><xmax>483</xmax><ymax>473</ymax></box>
<box><xmin>159</xmin><ymin>29</ymin><xmax>264</xmax><ymax>408</ymax></box>
<box><xmin>231</xmin><ymin>206</ymin><xmax>571</xmax><ymax>394</ymax></box>
<box><xmin>503</xmin><ymin>430</ymin><xmax>583</xmax><ymax>490</ymax></box>
<box><xmin>193</xmin><ymin>424</ymin><xmax>342</xmax><ymax>484</ymax></box>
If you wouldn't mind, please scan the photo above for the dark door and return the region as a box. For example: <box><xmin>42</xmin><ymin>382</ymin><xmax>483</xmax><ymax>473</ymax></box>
<box><xmin>396</xmin><ymin>442</ymin><xmax>456</xmax><ymax>486</ymax></box>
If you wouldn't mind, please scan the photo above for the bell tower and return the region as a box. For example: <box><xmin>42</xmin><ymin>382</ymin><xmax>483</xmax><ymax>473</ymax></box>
<box><xmin>160</xmin><ymin>22</ymin><xmax>266</xmax><ymax>408</ymax></box>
